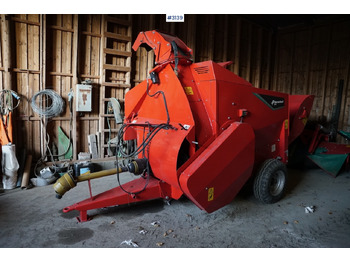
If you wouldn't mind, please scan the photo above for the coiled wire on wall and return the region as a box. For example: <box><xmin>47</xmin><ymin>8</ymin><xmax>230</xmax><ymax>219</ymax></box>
<box><xmin>30</xmin><ymin>89</ymin><xmax>65</xmax><ymax>118</ymax></box>
<box><xmin>30</xmin><ymin>89</ymin><xmax>73</xmax><ymax>177</ymax></box>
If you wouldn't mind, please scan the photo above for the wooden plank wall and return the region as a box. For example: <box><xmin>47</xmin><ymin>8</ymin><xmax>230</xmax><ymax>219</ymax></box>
<box><xmin>273</xmin><ymin>18</ymin><xmax>350</xmax><ymax>135</ymax></box>
<box><xmin>77</xmin><ymin>14</ymin><xmax>102</xmax><ymax>154</ymax></box>
<box><xmin>2</xmin><ymin>14</ymin><xmax>350</xmax><ymax>161</ymax></box>
<box><xmin>131</xmin><ymin>14</ymin><xmax>273</xmax><ymax>90</ymax></box>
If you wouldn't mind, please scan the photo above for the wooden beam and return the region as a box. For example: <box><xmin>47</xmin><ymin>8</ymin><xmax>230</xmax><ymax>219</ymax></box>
<box><xmin>104</xmin><ymin>48</ymin><xmax>131</xmax><ymax>57</ymax></box>
<box><xmin>80</xmin><ymin>74</ymin><xmax>100</xmax><ymax>79</ymax></box>
<box><xmin>289</xmin><ymin>32</ymin><xmax>296</xmax><ymax>94</ymax></box>
<box><xmin>39</xmin><ymin>14</ymin><xmax>46</xmax><ymax>156</ymax></box>
<box><xmin>265</xmin><ymin>30</ymin><xmax>273</xmax><ymax>90</ymax></box>
<box><xmin>49</xmin><ymin>25</ymin><xmax>74</xmax><ymax>33</ymax></box>
<box><xmin>207</xmin><ymin>15</ymin><xmax>215</xmax><ymax>61</ymax></box>
<box><xmin>81</xmin><ymin>31</ymin><xmax>102</xmax><ymax>38</ymax></box>
<box><xmin>320</xmin><ymin>26</ymin><xmax>332</xmax><ymax>119</ymax></box>
<box><xmin>222</xmin><ymin>15</ymin><xmax>228</xmax><ymax>62</ymax></box>
<box><xmin>102</xmin><ymin>82</ymin><xmax>130</xmax><ymax>88</ymax></box>
<box><xmin>304</xmin><ymin>27</ymin><xmax>313</xmax><ymax>95</ymax></box>
<box><xmin>12</xmin><ymin>68</ymin><xmax>40</xmax><ymax>74</ymax></box>
<box><xmin>103</xmin><ymin>64</ymin><xmax>131</xmax><ymax>72</ymax></box>
<box><xmin>186</xmin><ymin>15</ymin><xmax>196</xmax><ymax>61</ymax></box>
<box><xmin>104</xmin><ymin>32</ymin><xmax>131</xmax><ymax>42</ymax></box>
<box><xmin>105</xmin><ymin>16</ymin><xmax>131</xmax><ymax>26</ymax></box>
<box><xmin>72</xmin><ymin>14</ymin><xmax>79</xmax><ymax>160</ymax></box>
<box><xmin>11</xmin><ymin>17</ymin><xmax>41</xmax><ymax>26</ymax></box>
<box><xmin>272</xmin><ymin>33</ymin><xmax>280</xmax><ymax>91</ymax></box>
<box><xmin>246</xmin><ymin>23</ymin><xmax>252</xmax><ymax>82</ymax></box>
<box><xmin>234</xmin><ymin>18</ymin><xmax>241</xmax><ymax>75</ymax></box>
<box><xmin>99</xmin><ymin>14</ymin><xmax>106</xmax><ymax>158</ymax></box>
<box><xmin>0</xmin><ymin>14</ymin><xmax>12</xmax><ymax>89</ymax></box>
<box><xmin>49</xmin><ymin>71</ymin><xmax>73</xmax><ymax>77</ymax></box>
<box><xmin>255</xmin><ymin>28</ymin><xmax>263</xmax><ymax>88</ymax></box>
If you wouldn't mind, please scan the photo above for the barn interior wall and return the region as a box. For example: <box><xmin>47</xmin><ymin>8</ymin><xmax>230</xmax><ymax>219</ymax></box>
<box><xmin>273</xmin><ymin>18</ymin><xmax>350</xmax><ymax>136</ymax></box>
<box><xmin>0</xmin><ymin>14</ymin><xmax>349</xmax><ymax>161</ymax></box>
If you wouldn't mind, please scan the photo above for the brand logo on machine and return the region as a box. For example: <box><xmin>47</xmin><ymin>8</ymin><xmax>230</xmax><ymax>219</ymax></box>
<box><xmin>254</xmin><ymin>93</ymin><xmax>285</xmax><ymax>110</ymax></box>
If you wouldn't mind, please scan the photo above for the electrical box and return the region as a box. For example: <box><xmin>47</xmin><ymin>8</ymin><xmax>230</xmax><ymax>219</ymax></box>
<box><xmin>76</xmin><ymin>84</ymin><xmax>92</xmax><ymax>112</ymax></box>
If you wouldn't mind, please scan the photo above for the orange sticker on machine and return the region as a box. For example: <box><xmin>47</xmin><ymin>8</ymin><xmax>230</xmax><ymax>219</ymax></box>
<box><xmin>208</xmin><ymin>187</ymin><xmax>214</xmax><ymax>201</ymax></box>
<box><xmin>184</xmin><ymin>86</ymin><xmax>194</xmax><ymax>95</ymax></box>
<box><xmin>284</xmin><ymin>119</ymin><xmax>289</xmax><ymax>130</ymax></box>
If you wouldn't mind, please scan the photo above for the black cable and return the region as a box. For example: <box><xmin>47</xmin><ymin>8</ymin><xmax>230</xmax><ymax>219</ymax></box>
<box><xmin>115</xmin><ymin>75</ymin><xmax>172</xmax><ymax>195</ymax></box>
<box><xmin>146</xmin><ymin>78</ymin><xmax>170</xmax><ymax>125</ymax></box>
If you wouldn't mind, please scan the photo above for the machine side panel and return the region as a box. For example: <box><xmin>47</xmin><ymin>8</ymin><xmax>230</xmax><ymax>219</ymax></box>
<box><xmin>289</xmin><ymin>95</ymin><xmax>314</xmax><ymax>144</ymax></box>
<box><xmin>125</xmin><ymin>65</ymin><xmax>195</xmax><ymax>189</ymax></box>
<box><xmin>217</xmin><ymin>80</ymin><xmax>289</xmax><ymax>164</ymax></box>
<box><xmin>179</xmin><ymin>122</ymin><xmax>255</xmax><ymax>213</ymax></box>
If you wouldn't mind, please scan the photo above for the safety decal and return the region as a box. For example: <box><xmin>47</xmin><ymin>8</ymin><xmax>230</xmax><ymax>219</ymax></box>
<box><xmin>184</xmin><ymin>86</ymin><xmax>194</xmax><ymax>95</ymax></box>
<box><xmin>254</xmin><ymin>93</ymin><xmax>285</xmax><ymax>110</ymax></box>
<box><xmin>208</xmin><ymin>187</ymin><xmax>214</xmax><ymax>201</ymax></box>
<box><xmin>284</xmin><ymin>119</ymin><xmax>289</xmax><ymax>130</ymax></box>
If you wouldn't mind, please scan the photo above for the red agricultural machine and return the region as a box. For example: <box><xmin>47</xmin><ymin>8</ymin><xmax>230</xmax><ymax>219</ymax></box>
<box><xmin>54</xmin><ymin>30</ymin><xmax>314</xmax><ymax>222</ymax></box>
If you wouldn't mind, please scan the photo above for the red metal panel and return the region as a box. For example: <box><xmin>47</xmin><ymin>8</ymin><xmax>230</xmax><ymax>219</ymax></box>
<box><xmin>179</xmin><ymin>122</ymin><xmax>255</xmax><ymax>213</ymax></box>
<box><xmin>124</xmin><ymin>64</ymin><xmax>195</xmax><ymax>189</ymax></box>
<box><xmin>289</xmin><ymin>95</ymin><xmax>315</xmax><ymax>144</ymax></box>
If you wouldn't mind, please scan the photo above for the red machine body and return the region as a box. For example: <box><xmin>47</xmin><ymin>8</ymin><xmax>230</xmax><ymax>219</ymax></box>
<box><xmin>62</xmin><ymin>30</ymin><xmax>314</xmax><ymax>221</ymax></box>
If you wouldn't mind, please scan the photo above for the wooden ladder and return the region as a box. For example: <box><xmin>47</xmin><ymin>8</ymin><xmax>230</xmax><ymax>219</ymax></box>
<box><xmin>99</xmin><ymin>15</ymin><xmax>132</xmax><ymax>158</ymax></box>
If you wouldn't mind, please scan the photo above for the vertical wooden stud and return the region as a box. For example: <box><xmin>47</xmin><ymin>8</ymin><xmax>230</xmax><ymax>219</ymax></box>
<box><xmin>234</xmin><ymin>18</ymin><xmax>241</xmax><ymax>75</ymax></box>
<box><xmin>246</xmin><ymin>23</ymin><xmax>252</xmax><ymax>82</ymax></box>
<box><xmin>255</xmin><ymin>27</ymin><xmax>263</xmax><ymax>88</ymax></box>
<box><xmin>0</xmin><ymin>14</ymin><xmax>12</xmax><ymax>89</ymax></box>
<box><xmin>320</xmin><ymin>26</ymin><xmax>332</xmax><ymax>119</ymax></box>
<box><xmin>265</xmin><ymin>30</ymin><xmax>273</xmax><ymax>90</ymax></box>
<box><xmin>208</xmin><ymin>15</ymin><xmax>215</xmax><ymax>61</ymax></box>
<box><xmin>99</xmin><ymin>14</ymin><xmax>106</xmax><ymax>158</ymax></box>
<box><xmin>72</xmin><ymin>14</ymin><xmax>79</xmax><ymax>160</ymax></box>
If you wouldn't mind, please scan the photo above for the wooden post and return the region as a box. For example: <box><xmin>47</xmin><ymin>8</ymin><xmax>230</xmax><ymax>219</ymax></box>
<box><xmin>208</xmin><ymin>15</ymin><xmax>215</xmax><ymax>61</ymax></box>
<box><xmin>304</xmin><ymin>27</ymin><xmax>313</xmax><ymax>95</ymax></box>
<box><xmin>320</xmin><ymin>25</ymin><xmax>332</xmax><ymax>119</ymax></box>
<box><xmin>255</xmin><ymin>27</ymin><xmax>263</xmax><ymax>88</ymax></box>
<box><xmin>234</xmin><ymin>18</ymin><xmax>241</xmax><ymax>75</ymax></box>
<box><xmin>289</xmin><ymin>32</ymin><xmax>296</xmax><ymax>94</ymax></box>
<box><xmin>71</xmin><ymin>14</ymin><xmax>79</xmax><ymax>160</ymax></box>
<box><xmin>265</xmin><ymin>30</ymin><xmax>273</xmax><ymax>90</ymax></box>
<box><xmin>272</xmin><ymin>33</ymin><xmax>280</xmax><ymax>91</ymax></box>
<box><xmin>187</xmin><ymin>15</ymin><xmax>196</xmax><ymax>62</ymax></box>
<box><xmin>0</xmin><ymin>14</ymin><xmax>12</xmax><ymax>89</ymax></box>
<box><xmin>146</xmin><ymin>15</ymin><xmax>155</xmax><ymax>75</ymax></box>
<box><xmin>99</xmin><ymin>14</ymin><xmax>106</xmax><ymax>158</ymax></box>
<box><xmin>88</xmin><ymin>134</ymin><xmax>98</xmax><ymax>159</ymax></box>
<box><xmin>39</xmin><ymin>14</ymin><xmax>47</xmax><ymax>157</ymax></box>
<box><xmin>246</xmin><ymin>23</ymin><xmax>252</xmax><ymax>82</ymax></box>
<box><xmin>222</xmin><ymin>15</ymin><xmax>228</xmax><ymax>62</ymax></box>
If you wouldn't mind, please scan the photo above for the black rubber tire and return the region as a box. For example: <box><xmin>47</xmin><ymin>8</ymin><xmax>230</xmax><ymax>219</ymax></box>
<box><xmin>254</xmin><ymin>159</ymin><xmax>287</xmax><ymax>204</ymax></box>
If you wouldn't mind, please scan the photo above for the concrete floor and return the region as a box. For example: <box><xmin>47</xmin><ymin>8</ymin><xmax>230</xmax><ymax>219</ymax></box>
<box><xmin>0</xmin><ymin>165</ymin><xmax>349</xmax><ymax>248</ymax></box>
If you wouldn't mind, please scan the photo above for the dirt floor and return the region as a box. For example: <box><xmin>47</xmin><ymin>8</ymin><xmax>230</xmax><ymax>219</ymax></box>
<box><xmin>0</xmin><ymin>165</ymin><xmax>349</xmax><ymax>248</ymax></box>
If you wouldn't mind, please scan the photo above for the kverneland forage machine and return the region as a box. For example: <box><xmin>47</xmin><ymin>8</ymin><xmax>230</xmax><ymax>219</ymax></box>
<box><xmin>54</xmin><ymin>30</ymin><xmax>314</xmax><ymax>222</ymax></box>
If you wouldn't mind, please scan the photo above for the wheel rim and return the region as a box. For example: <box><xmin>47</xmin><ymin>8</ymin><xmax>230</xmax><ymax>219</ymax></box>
<box><xmin>269</xmin><ymin>170</ymin><xmax>285</xmax><ymax>196</ymax></box>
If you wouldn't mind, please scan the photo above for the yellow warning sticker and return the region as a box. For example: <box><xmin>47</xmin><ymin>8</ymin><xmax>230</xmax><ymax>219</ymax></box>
<box><xmin>184</xmin><ymin>86</ymin><xmax>194</xmax><ymax>95</ymax></box>
<box><xmin>284</xmin><ymin>119</ymin><xmax>289</xmax><ymax>130</ymax></box>
<box><xmin>208</xmin><ymin>187</ymin><xmax>214</xmax><ymax>201</ymax></box>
